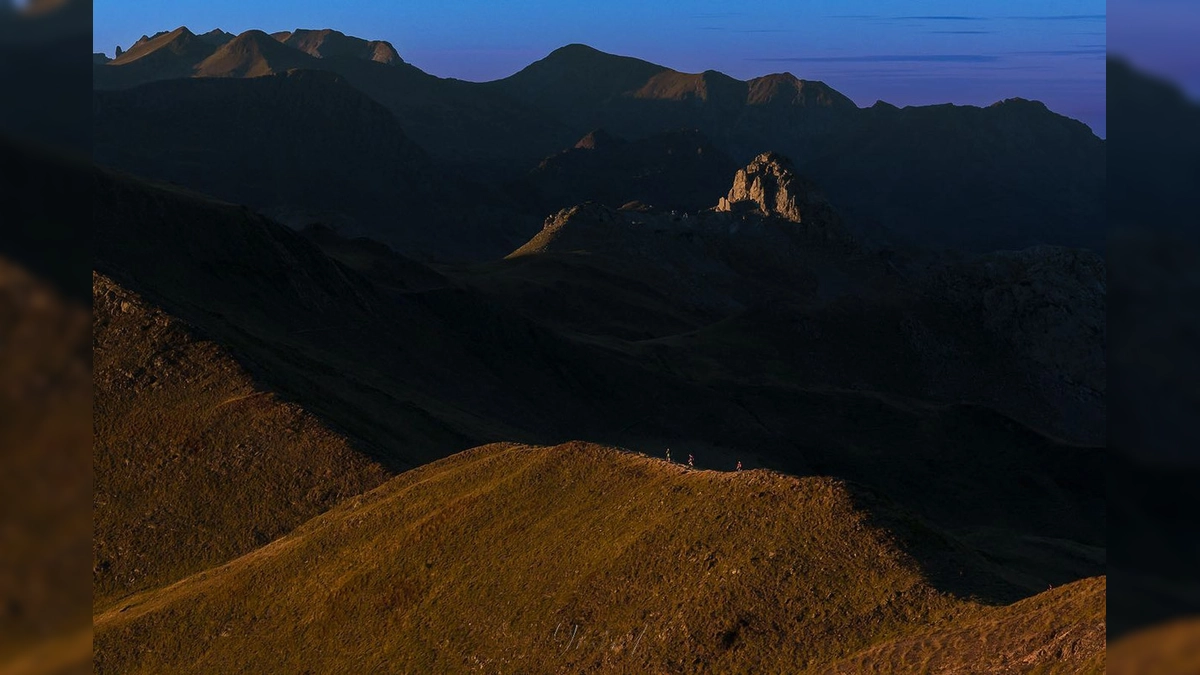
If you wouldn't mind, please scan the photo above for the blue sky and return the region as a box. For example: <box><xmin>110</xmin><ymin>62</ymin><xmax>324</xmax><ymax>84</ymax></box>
<box><xmin>1110</xmin><ymin>0</ymin><xmax>1200</xmax><ymax>102</ymax></box>
<box><xmin>94</xmin><ymin>0</ymin><xmax>1108</xmax><ymax>136</ymax></box>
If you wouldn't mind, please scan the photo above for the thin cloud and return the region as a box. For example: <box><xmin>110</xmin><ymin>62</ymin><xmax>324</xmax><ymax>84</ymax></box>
<box><xmin>698</xmin><ymin>27</ymin><xmax>791</xmax><ymax>33</ymax></box>
<box><xmin>1009</xmin><ymin>48</ymin><xmax>1107</xmax><ymax>56</ymax></box>
<box><xmin>1007</xmin><ymin>15</ymin><xmax>1106</xmax><ymax>21</ymax></box>
<box><xmin>750</xmin><ymin>54</ymin><xmax>1001</xmax><ymax>63</ymax></box>
<box><xmin>895</xmin><ymin>16</ymin><xmax>989</xmax><ymax>21</ymax></box>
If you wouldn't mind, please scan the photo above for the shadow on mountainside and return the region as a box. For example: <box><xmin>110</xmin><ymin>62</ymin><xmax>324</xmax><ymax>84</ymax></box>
<box><xmin>85</xmin><ymin>150</ymin><xmax>1106</xmax><ymax>610</ymax></box>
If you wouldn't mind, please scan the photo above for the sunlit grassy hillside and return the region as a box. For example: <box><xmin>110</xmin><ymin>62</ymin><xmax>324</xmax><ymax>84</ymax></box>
<box><xmin>94</xmin><ymin>442</ymin><xmax>1104</xmax><ymax>674</ymax></box>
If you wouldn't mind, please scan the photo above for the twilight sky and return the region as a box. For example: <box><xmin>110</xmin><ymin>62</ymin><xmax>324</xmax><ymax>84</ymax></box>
<box><xmin>94</xmin><ymin>0</ymin><xmax>1109</xmax><ymax>136</ymax></box>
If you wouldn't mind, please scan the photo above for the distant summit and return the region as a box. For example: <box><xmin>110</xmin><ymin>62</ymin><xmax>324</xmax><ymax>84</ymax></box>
<box><xmin>274</xmin><ymin>28</ymin><xmax>404</xmax><ymax>65</ymax></box>
<box><xmin>106</xmin><ymin>26</ymin><xmax>215</xmax><ymax>80</ymax></box>
<box><xmin>196</xmin><ymin>28</ymin><xmax>235</xmax><ymax>47</ymax></box>
<box><xmin>495</xmin><ymin>44</ymin><xmax>852</xmax><ymax>114</ymax></box>
<box><xmin>98</xmin><ymin>26</ymin><xmax>406</xmax><ymax>87</ymax></box>
<box><xmin>746</xmin><ymin>72</ymin><xmax>855</xmax><ymax>109</ymax></box>
<box><xmin>195</xmin><ymin>29</ymin><xmax>312</xmax><ymax>78</ymax></box>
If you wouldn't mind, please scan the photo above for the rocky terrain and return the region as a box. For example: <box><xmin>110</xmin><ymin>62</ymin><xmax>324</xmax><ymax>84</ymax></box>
<box><xmin>715</xmin><ymin>151</ymin><xmax>848</xmax><ymax>243</ymax></box>
<box><xmin>92</xmin><ymin>68</ymin><xmax>537</xmax><ymax>260</ymax></box>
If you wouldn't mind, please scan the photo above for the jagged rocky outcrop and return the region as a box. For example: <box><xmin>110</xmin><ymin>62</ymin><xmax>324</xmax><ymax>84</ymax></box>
<box><xmin>713</xmin><ymin>152</ymin><xmax>849</xmax><ymax>244</ymax></box>
<box><xmin>717</xmin><ymin>151</ymin><xmax>804</xmax><ymax>221</ymax></box>
<box><xmin>515</xmin><ymin>151</ymin><xmax>851</xmax><ymax>259</ymax></box>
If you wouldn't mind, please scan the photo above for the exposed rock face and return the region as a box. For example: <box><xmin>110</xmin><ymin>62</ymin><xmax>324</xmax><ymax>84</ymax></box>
<box><xmin>715</xmin><ymin>151</ymin><xmax>850</xmax><ymax>244</ymax></box>
<box><xmin>717</xmin><ymin>152</ymin><xmax>804</xmax><ymax>221</ymax></box>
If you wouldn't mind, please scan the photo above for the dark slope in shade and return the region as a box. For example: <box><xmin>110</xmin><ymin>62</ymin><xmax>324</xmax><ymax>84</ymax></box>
<box><xmin>92</xmin><ymin>69</ymin><xmax>538</xmax><ymax>260</ymax></box>
<box><xmin>92</xmin><ymin>162</ymin><xmax>1103</xmax><ymax>599</ymax></box>
<box><xmin>511</xmin><ymin>128</ymin><xmax>739</xmax><ymax>215</ymax></box>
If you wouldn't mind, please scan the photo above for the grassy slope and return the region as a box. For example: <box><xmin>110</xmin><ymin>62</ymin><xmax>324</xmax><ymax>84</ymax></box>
<box><xmin>94</xmin><ymin>442</ymin><xmax>1103</xmax><ymax>674</ymax></box>
<box><xmin>827</xmin><ymin>576</ymin><xmax>1105</xmax><ymax>674</ymax></box>
<box><xmin>93</xmin><ymin>273</ymin><xmax>390</xmax><ymax>609</ymax></box>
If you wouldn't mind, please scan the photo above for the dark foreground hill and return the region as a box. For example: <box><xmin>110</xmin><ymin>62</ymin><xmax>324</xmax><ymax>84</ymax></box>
<box><xmin>474</xmin><ymin>153</ymin><xmax>1106</xmax><ymax>446</ymax></box>
<box><xmin>92</xmin><ymin>68</ymin><xmax>436</xmax><ymax>224</ymax></box>
<box><xmin>92</xmin><ymin>69</ymin><xmax>537</xmax><ymax>260</ymax></box>
<box><xmin>93</xmin><ymin>442</ymin><xmax>1106</xmax><ymax>675</ymax></box>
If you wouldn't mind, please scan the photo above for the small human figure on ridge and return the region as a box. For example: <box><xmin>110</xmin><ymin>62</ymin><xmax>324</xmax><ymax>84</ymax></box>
<box><xmin>736</xmin><ymin>461</ymin><xmax>742</xmax><ymax>472</ymax></box>
<box><xmin>688</xmin><ymin>454</ymin><xmax>695</xmax><ymax>468</ymax></box>
<box><xmin>666</xmin><ymin>448</ymin><xmax>671</xmax><ymax>462</ymax></box>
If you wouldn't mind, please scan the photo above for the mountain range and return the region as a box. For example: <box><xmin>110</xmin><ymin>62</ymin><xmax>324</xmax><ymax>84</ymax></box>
<box><xmin>94</xmin><ymin>26</ymin><xmax>1105</xmax><ymax>255</ymax></box>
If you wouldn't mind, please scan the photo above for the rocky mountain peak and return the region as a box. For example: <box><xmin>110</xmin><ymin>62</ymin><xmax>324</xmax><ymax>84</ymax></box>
<box><xmin>713</xmin><ymin>152</ymin><xmax>852</xmax><ymax>244</ymax></box>
<box><xmin>716</xmin><ymin>151</ymin><xmax>805</xmax><ymax>222</ymax></box>
<box><xmin>197</xmin><ymin>29</ymin><xmax>236</xmax><ymax>47</ymax></box>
